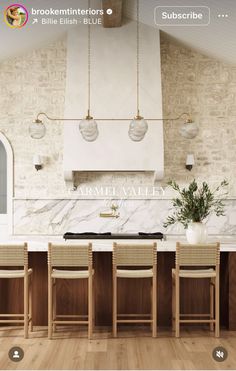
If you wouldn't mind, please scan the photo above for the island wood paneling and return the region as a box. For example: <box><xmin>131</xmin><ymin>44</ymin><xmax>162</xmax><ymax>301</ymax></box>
<box><xmin>0</xmin><ymin>252</ymin><xmax>232</xmax><ymax>329</ymax></box>
<box><xmin>229</xmin><ymin>252</ymin><xmax>236</xmax><ymax>330</ymax></box>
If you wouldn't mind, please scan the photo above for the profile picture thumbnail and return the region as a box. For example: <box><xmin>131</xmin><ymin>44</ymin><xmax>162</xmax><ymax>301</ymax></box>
<box><xmin>4</xmin><ymin>4</ymin><xmax>28</xmax><ymax>28</ymax></box>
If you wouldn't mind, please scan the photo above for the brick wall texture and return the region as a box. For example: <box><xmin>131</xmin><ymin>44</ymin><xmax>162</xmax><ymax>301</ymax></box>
<box><xmin>0</xmin><ymin>33</ymin><xmax>235</xmax><ymax>197</ymax></box>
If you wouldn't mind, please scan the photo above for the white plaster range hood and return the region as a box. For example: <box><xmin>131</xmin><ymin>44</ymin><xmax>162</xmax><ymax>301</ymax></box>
<box><xmin>63</xmin><ymin>22</ymin><xmax>164</xmax><ymax>185</ymax></box>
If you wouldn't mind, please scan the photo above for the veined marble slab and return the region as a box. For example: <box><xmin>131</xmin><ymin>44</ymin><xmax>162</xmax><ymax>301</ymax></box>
<box><xmin>13</xmin><ymin>199</ymin><xmax>236</xmax><ymax>236</ymax></box>
<box><xmin>0</xmin><ymin>236</ymin><xmax>235</xmax><ymax>252</ymax></box>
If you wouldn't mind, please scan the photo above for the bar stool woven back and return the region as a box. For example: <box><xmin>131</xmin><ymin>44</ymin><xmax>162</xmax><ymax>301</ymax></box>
<box><xmin>0</xmin><ymin>245</ymin><xmax>25</xmax><ymax>266</ymax></box>
<box><xmin>49</xmin><ymin>245</ymin><xmax>91</xmax><ymax>267</ymax></box>
<box><xmin>176</xmin><ymin>243</ymin><xmax>220</xmax><ymax>267</ymax></box>
<box><xmin>114</xmin><ymin>244</ymin><xmax>156</xmax><ymax>266</ymax></box>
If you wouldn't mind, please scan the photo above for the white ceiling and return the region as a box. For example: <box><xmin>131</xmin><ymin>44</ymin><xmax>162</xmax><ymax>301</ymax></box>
<box><xmin>0</xmin><ymin>0</ymin><xmax>235</xmax><ymax>64</ymax></box>
<box><xmin>123</xmin><ymin>0</ymin><xmax>236</xmax><ymax>65</ymax></box>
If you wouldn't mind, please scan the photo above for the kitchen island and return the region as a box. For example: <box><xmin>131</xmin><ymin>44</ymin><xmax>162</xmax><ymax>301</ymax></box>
<box><xmin>0</xmin><ymin>236</ymin><xmax>235</xmax><ymax>330</ymax></box>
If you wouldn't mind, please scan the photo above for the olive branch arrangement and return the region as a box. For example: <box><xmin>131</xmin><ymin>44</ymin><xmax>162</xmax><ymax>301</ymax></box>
<box><xmin>163</xmin><ymin>179</ymin><xmax>229</xmax><ymax>229</ymax></box>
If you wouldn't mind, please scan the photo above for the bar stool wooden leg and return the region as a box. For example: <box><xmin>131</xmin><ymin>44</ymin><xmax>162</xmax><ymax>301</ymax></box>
<box><xmin>210</xmin><ymin>279</ymin><xmax>214</xmax><ymax>332</ymax></box>
<box><xmin>24</xmin><ymin>273</ymin><xmax>29</xmax><ymax>339</ymax></box>
<box><xmin>48</xmin><ymin>276</ymin><xmax>53</xmax><ymax>339</ymax></box>
<box><xmin>172</xmin><ymin>274</ymin><xmax>175</xmax><ymax>331</ymax></box>
<box><xmin>150</xmin><ymin>284</ymin><xmax>153</xmax><ymax>333</ymax></box>
<box><xmin>215</xmin><ymin>275</ymin><xmax>220</xmax><ymax>338</ymax></box>
<box><xmin>92</xmin><ymin>280</ymin><xmax>95</xmax><ymax>333</ymax></box>
<box><xmin>112</xmin><ymin>272</ymin><xmax>117</xmax><ymax>337</ymax></box>
<box><xmin>29</xmin><ymin>274</ymin><xmax>33</xmax><ymax>332</ymax></box>
<box><xmin>53</xmin><ymin>279</ymin><xmax>57</xmax><ymax>332</ymax></box>
<box><xmin>88</xmin><ymin>275</ymin><xmax>93</xmax><ymax>340</ymax></box>
<box><xmin>175</xmin><ymin>276</ymin><xmax>180</xmax><ymax>338</ymax></box>
<box><xmin>152</xmin><ymin>276</ymin><xmax>157</xmax><ymax>338</ymax></box>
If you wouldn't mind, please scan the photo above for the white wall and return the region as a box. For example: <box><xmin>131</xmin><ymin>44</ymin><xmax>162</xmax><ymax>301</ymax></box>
<box><xmin>0</xmin><ymin>132</ymin><xmax>13</xmax><ymax>238</ymax></box>
<box><xmin>0</xmin><ymin>141</ymin><xmax>7</xmax><ymax>214</ymax></box>
<box><xmin>63</xmin><ymin>21</ymin><xmax>164</xmax><ymax>173</ymax></box>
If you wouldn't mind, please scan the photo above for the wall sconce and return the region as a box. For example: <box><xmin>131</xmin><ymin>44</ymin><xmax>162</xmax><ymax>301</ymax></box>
<box><xmin>186</xmin><ymin>154</ymin><xmax>195</xmax><ymax>171</ymax></box>
<box><xmin>33</xmin><ymin>155</ymin><xmax>43</xmax><ymax>171</ymax></box>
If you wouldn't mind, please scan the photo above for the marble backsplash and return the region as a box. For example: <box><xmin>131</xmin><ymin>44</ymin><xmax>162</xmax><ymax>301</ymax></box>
<box><xmin>13</xmin><ymin>199</ymin><xmax>235</xmax><ymax>236</ymax></box>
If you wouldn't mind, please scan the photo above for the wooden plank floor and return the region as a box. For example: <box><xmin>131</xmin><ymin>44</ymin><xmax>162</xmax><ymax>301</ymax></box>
<box><xmin>0</xmin><ymin>327</ymin><xmax>235</xmax><ymax>370</ymax></box>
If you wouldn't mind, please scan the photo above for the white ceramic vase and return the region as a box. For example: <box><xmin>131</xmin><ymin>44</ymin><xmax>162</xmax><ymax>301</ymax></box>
<box><xmin>186</xmin><ymin>222</ymin><xmax>208</xmax><ymax>244</ymax></box>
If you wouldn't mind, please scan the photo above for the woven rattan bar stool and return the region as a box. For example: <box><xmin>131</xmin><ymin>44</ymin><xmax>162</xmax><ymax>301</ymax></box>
<box><xmin>112</xmin><ymin>242</ymin><xmax>157</xmax><ymax>337</ymax></box>
<box><xmin>172</xmin><ymin>242</ymin><xmax>220</xmax><ymax>338</ymax></box>
<box><xmin>47</xmin><ymin>243</ymin><xmax>94</xmax><ymax>339</ymax></box>
<box><xmin>0</xmin><ymin>243</ymin><xmax>33</xmax><ymax>338</ymax></box>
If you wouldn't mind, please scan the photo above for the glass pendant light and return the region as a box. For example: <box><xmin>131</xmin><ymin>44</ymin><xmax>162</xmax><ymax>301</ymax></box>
<box><xmin>129</xmin><ymin>0</ymin><xmax>148</xmax><ymax>142</ymax></box>
<box><xmin>79</xmin><ymin>112</ymin><xmax>99</xmax><ymax>142</ymax></box>
<box><xmin>179</xmin><ymin>118</ymin><xmax>199</xmax><ymax>139</ymax></box>
<box><xmin>79</xmin><ymin>0</ymin><xmax>98</xmax><ymax>142</ymax></box>
<box><xmin>29</xmin><ymin>118</ymin><xmax>46</xmax><ymax>139</ymax></box>
<box><xmin>129</xmin><ymin>112</ymin><xmax>148</xmax><ymax>142</ymax></box>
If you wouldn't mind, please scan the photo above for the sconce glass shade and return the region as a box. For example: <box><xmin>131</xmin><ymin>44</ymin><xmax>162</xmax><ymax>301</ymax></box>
<box><xmin>128</xmin><ymin>116</ymin><xmax>148</xmax><ymax>142</ymax></box>
<box><xmin>29</xmin><ymin>119</ymin><xmax>46</xmax><ymax>139</ymax></box>
<box><xmin>79</xmin><ymin>117</ymin><xmax>99</xmax><ymax>142</ymax></box>
<box><xmin>179</xmin><ymin>120</ymin><xmax>199</xmax><ymax>139</ymax></box>
<box><xmin>33</xmin><ymin>154</ymin><xmax>43</xmax><ymax>171</ymax></box>
<box><xmin>186</xmin><ymin>154</ymin><xmax>195</xmax><ymax>166</ymax></box>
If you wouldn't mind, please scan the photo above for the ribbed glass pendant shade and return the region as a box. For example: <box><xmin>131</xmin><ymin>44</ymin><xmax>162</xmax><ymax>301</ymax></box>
<box><xmin>129</xmin><ymin>116</ymin><xmax>148</xmax><ymax>142</ymax></box>
<box><xmin>29</xmin><ymin>119</ymin><xmax>46</xmax><ymax>139</ymax></box>
<box><xmin>179</xmin><ymin>120</ymin><xmax>199</xmax><ymax>139</ymax></box>
<box><xmin>79</xmin><ymin>116</ymin><xmax>99</xmax><ymax>142</ymax></box>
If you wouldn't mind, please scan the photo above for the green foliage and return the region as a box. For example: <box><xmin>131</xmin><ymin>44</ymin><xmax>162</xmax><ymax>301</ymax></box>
<box><xmin>163</xmin><ymin>179</ymin><xmax>228</xmax><ymax>229</ymax></box>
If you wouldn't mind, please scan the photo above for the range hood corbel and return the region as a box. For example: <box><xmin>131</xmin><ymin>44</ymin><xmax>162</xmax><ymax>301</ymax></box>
<box><xmin>64</xmin><ymin>170</ymin><xmax>75</xmax><ymax>189</ymax></box>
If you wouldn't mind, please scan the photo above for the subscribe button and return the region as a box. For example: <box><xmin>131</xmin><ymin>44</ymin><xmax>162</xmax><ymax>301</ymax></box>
<box><xmin>155</xmin><ymin>6</ymin><xmax>210</xmax><ymax>26</ymax></box>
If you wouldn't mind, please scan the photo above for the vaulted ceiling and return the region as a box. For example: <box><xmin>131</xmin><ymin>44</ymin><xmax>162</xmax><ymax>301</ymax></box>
<box><xmin>124</xmin><ymin>0</ymin><xmax>236</xmax><ymax>65</ymax></box>
<box><xmin>0</xmin><ymin>0</ymin><xmax>235</xmax><ymax>64</ymax></box>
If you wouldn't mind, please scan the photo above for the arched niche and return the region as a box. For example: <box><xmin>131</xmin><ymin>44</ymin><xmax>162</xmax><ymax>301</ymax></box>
<box><xmin>0</xmin><ymin>132</ymin><xmax>13</xmax><ymax>236</ymax></box>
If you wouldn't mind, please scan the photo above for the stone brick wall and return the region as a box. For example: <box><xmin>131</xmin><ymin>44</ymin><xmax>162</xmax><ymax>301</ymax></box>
<box><xmin>161</xmin><ymin>34</ymin><xmax>236</xmax><ymax>195</ymax></box>
<box><xmin>0</xmin><ymin>37</ymin><xmax>67</xmax><ymax>198</ymax></box>
<box><xmin>0</xmin><ymin>32</ymin><xmax>235</xmax><ymax>200</ymax></box>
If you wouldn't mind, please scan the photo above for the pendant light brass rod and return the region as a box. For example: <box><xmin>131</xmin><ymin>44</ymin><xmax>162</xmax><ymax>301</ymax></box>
<box><xmin>87</xmin><ymin>0</ymin><xmax>91</xmax><ymax>117</ymax></box>
<box><xmin>136</xmin><ymin>0</ymin><xmax>140</xmax><ymax>118</ymax></box>
<box><xmin>36</xmin><ymin>112</ymin><xmax>192</xmax><ymax>122</ymax></box>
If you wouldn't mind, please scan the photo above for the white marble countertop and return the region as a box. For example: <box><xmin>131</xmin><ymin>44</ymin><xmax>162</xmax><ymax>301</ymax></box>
<box><xmin>0</xmin><ymin>235</ymin><xmax>236</xmax><ymax>252</ymax></box>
